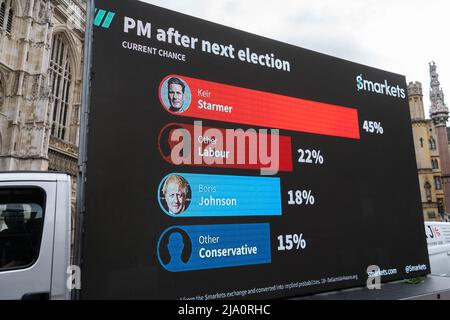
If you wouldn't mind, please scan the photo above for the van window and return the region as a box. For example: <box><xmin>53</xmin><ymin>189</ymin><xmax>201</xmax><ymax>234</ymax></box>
<box><xmin>0</xmin><ymin>188</ymin><xmax>46</xmax><ymax>271</ymax></box>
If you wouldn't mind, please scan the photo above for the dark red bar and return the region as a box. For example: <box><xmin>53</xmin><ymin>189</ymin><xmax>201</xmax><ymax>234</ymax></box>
<box><xmin>159</xmin><ymin>75</ymin><xmax>360</xmax><ymax>139</ymax></box>
<box><xmin>158</xmin><ymin>123</ymin><xmax>293</xmax><ymax>172</ymax></box>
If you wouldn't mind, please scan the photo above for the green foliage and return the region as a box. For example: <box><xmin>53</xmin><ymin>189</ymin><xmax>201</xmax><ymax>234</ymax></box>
<box><xmin>404</xmin><ymin>277</ymin><xmax>426</xmax><ymax>285</ymax></box>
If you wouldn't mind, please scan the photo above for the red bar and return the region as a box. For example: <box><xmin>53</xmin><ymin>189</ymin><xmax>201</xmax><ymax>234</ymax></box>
<box><xmin>159</xmin><ymin>75</ymin><xmax>360</xmax><ymax>139</ymax></box>
<box><xmin>158</xmin><ymin>123</ymin><xmax>293</xmax><ymax>172</ymax></box>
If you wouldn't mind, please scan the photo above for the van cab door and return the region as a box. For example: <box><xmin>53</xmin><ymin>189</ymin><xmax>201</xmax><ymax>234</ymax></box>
<box><xmin>0</xmin><ymin>181</ymin><xmax>57</xmax><ymax>300</ymax></box>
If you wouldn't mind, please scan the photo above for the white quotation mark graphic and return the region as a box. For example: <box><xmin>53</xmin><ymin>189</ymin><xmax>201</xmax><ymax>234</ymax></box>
<box><xmin>366</xmin><ymin>265</ymin><xmax>381</xmax><ymax>290</ymax></box>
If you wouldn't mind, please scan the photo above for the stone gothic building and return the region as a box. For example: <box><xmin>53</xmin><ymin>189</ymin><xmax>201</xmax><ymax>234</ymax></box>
<box><xmin>409</xmin><ymin>62</ymin><xmax>450</xmax><ymax>222</ymax></box>
<box><xmin>0</xmin><ymin>0</ymin><xmax>85</xmax><ymax>178</ymax></box>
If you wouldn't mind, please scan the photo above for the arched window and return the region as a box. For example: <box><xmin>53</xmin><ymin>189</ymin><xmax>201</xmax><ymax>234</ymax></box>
<box><xmin>437</xmin><ymin>198</ymin><xmax>445</xmax><ymax>215</ymax></box>
<box><xmin>6</xmin><ymin>7</ymin><xmax>12</xmax><ymax>33</ymax></box>
<box><xmin>0</xmin><ymin>75</ymin><xmax>4</xmax><ymax>109</ymax></box>
<box><xmin>420</xmin><ymin>138</ymin><xmax>424</xmax><ymax>148</ymax></box>
<box><xmin>0</xmin><ymin>0</ymin><xmax>13</xmax><ymax>33</ymax></box>
<box><xmin>432</xmin><ymin>159</ymin><xmax>439</xmax><ymax>170</ymax></box>
<box><xmin>0</xmin><ymin>76</ymin><xmax>4</xmax><ymax>116</ymax></box>
<box><xmin>429</xmin><ymin>137</ymin><xmax>436</xmax><ymax>150</ymax></box>
<box><xmin>49</xmin><ymin>34</ymin><xmax>72</xmax><ymax>141</ymax></box>
<box><xmin>0</xmin><ymin>3</ymin><xmax>5</xmax><ymax>28</ymax></box>
<box><xmin>434</xmin><ymin>176</ymin><xmax>442</xmax><ymax>190</ymax></box>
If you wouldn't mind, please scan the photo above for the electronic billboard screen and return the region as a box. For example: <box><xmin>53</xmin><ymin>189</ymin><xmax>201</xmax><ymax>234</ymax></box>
<box><xmin>82</xmin><ymin>0</ymin><xmax>430</xmax><ymax>299</ymax></box>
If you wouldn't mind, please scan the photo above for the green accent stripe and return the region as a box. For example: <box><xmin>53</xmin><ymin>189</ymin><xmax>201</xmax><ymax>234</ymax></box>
<box><xmin>94</xmin><ymin>9</ymin><xmax>106</xmax><ymax>27</ymax></box>
<box><xmin>102</xmin><ymin>12</ymin><xmax>115</xmax><ymax>28</ymax></box>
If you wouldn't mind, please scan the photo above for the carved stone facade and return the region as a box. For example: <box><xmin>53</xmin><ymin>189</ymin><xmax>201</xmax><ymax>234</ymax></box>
<box><xmin>0</xmin><ymin>0</ymin><xmax>85</xmax><ymax>174</ymax></box>
<box><xmin>409</xmin><ymin>68</ymin><xmax>450</xmax><ymax>222</ymax></box>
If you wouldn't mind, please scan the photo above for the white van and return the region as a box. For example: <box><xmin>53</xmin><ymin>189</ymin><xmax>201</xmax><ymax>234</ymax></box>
<box><xmin>425</xmin><ymin>221</ymin><xmax>450</xmax><ymax>277</ymax></box>
<box><xmin>0</xmin><ymin>172</ymin><xmax>71</xmax><ymax>300</ymax></box>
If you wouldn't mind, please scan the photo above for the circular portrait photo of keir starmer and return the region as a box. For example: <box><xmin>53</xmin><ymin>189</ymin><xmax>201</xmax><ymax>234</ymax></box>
<box><xmin>160</xmin><ymin>76</ymin><xmax>192</xmax><ymax>113</ymax></box>
<box><xmin>159</xmin><ymin>174</ymin><xmax>192</xmax><ymax>215</ymax></box>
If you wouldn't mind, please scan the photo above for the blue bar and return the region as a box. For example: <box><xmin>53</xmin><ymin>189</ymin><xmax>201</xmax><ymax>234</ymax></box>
<box><xmin>157</xmin><ymin>173</ymin><xmax>281</xmax><ymax>217</ymax></box>
<box><xmin>157</xmin><ymin>224</ymin><xmax>271</xmax><ymax>272</ymax></box>
<box><xmin>94</xmin><ymin>9</ymin><xmax>106</xmax><ymax>27</ymax></box>
<box><xmin>102</xmin><ymin>12</ymin><xmax>115</xmax><ymax>28</ymax></box>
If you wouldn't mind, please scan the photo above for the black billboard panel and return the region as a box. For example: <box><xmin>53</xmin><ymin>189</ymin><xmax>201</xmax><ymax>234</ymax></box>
<box><xmin>82</xmin><ymin>0</ymin><xmax>429</xmax><ymax>299</ymax></box>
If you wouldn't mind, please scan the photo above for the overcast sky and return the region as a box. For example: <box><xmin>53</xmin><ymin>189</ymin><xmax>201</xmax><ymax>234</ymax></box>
<box><xmin>140</xmin><ymin>0</ymin><xmax>449</xmax><ymax>116</ymax></box>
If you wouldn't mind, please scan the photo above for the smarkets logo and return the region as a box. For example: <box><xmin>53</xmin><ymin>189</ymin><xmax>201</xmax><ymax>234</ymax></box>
<box><xmin>356</xmin><ymin>74</ymin><xmax>406</xmax><ymax>99</ymax></box>
<box><xmin>94</xmin><ymin>9</ymin><xmax>116</xmax><ymax>28</ymax></box>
